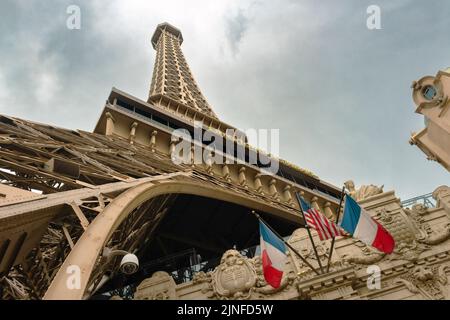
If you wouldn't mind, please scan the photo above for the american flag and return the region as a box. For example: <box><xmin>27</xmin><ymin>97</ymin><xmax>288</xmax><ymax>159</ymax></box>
<box><xmin>298</xmin><ymin>196</ymin><xmax>345</xmax><ymax>241</ymax></box>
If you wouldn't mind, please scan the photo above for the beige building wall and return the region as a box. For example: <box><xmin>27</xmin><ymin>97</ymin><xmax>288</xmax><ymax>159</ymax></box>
<box><xmin>133</xmin><ymin>186</ymin><xmax>450</xmax><ymax>300</ymax></box>
<box><xmin>410</xmin><ymin>69</ymin><xmax>450</xmax><ymax>172</ymax></box>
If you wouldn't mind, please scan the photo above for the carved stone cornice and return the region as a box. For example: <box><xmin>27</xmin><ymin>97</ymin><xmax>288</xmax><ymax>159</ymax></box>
<box><xmin>296</xmin><ymin>267</ymin><xmax>357</xmax><ymax>298</ymax></box>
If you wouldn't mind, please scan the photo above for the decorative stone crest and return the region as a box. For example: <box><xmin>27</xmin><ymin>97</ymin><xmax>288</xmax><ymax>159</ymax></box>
<box><xmin>192</xmin><ymin>249</ymin><xmax>297</xmax><ymax>299</ymax></box>
<box><xmin>211</xmin><ymin>249</ymin><xmax>257</xmax><ymax>299</ymax></box>
<box><xmin>134</xmin><ymin>271</ymin><xmax>177</xmax><ymax>300</ymax></box>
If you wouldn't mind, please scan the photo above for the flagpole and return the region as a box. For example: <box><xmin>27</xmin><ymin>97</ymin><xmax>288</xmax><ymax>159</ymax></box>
<box><xmin>325</xmin><ymin>186</ymin><xmax>346</xmax><ymax>273</ymax></box>
<box><xmin>251</xmin><ymin>211</ymin><xmax>320</xmax><ymax>276</ymax></box>
<box><xmin>294</xmin><ymin>192</ymin><xmax>325</xmax><ymax>274</ymax></box>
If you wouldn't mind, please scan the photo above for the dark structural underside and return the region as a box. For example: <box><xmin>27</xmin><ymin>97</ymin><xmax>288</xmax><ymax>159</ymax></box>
<box><xmin>95</xmin><ymin>194</ymin><xmax>300</xmax><ymax>297</ymax></box>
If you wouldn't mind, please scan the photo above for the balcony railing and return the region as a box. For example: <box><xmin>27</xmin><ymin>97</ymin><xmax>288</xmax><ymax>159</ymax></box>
<box><xmin>401</xmin><ymin>192</ymin><xmax>436</xmax><ymax>209</ymax></box>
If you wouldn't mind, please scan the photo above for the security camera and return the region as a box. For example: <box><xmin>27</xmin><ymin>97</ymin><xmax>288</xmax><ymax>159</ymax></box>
<box><xmin>102</xmin><ymin>248</ymin><xmax>140</xmax><ymax>275</ymax></box>
<box><xmin>120</xmin><ymin>253</ymin><xmax>139</xmax><ymax>275</ymax></box>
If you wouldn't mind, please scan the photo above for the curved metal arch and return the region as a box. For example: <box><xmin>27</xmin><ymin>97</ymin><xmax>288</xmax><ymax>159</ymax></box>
<box><xmin>44</xmin><ymin>179</ymin><xmax>299</xmax><ymax>299</ymax></box>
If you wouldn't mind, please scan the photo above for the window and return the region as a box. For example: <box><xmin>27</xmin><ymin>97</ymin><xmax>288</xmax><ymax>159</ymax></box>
<box><xmin>116</xmin><ymin>99</ymin><xmax>134</xmax><ymax>112</ymax></box>
<box><xmin>135</xmin><ymin>108</ymin><xmax>152</xmax><ymax>119</ymax></box>
<box><xmin>422</xmin><ymin>85</ymin><xmax>437</xmax><ymax>101</ymax></box>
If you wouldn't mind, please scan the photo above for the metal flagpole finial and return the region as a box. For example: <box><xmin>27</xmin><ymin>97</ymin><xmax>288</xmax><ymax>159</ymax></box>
<box><xmin>251</xmin><ymin>210</ymin><xmax>261</xmax><ymax>219</ymax></box>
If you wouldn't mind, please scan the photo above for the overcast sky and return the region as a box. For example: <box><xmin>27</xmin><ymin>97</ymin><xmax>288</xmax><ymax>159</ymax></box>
<box><xmin>0</xmin><ymin>0</ymin><xmax>448</xmax><ymax>200</ymax></box>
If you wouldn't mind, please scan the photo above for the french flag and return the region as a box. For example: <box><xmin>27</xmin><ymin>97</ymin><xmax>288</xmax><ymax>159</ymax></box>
<box><xmin>259</xmin><ymin>221</ymin><xmax>287</xmax><ymax>288</ymax></box>
<box><xmin>340</xmin><ymin>195</ymin><xmax>395</xmax><ymax>254</ymax></box>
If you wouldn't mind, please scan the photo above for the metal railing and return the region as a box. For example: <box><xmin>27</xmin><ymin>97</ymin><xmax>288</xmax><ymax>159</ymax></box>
<box><xmin>401</xmin><ymin>192</ymin><xmax>436</xmax><ymax>209</ymax></box>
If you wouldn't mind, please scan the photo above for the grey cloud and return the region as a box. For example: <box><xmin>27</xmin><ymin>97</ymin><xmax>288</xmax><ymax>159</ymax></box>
<box><xmin>225</xmin><ymin>8</ymin><xmax>250</xmax><ymax>55</ymax></box>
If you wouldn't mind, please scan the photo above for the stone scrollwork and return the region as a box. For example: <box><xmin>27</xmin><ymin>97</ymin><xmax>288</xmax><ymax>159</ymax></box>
<box><xmin>419</xmin><ymin>223</ymin><xmax>450</xmax><ymax>245</ymax></box>
<box><xmin>344</xmin><ymin>238</ymin><xmax>426</xmax><ymax>265</ymax></box>
<box><xmin>341</xmin><ymin>241</ymin><xmax>385</xmax><ymax>267</ymax></box>
<box><xmin>394</xmin><ymin>279</ymin><xmax>420</xmax><ymax>294</ymax></box>
<box><xmin>405</xmin><ymin>204</ymin><xmax>431</xmax><ymax>240</ymax></box>
<box><xmin>410</xmin><ymin>203</ymin><xmax>429</xmax><ymax>216</ymax></box>
<box><xmin>403</xmin><ymin>196</ymin><xmax>450</xmax><ymax>246</ymax></box>
<box><xmin>437</xmin><ymin>264</ymin><xmax>450</xmax><ymax>286</ymax></box>
<box><xmin>437</xmin><ymin>264</ymin><xmax>450</xmax><ymax>298</ymax></box>
<box><xmin>376</xmin><ymin>207</ymin><xmax>394</xmax><ymax>224</ymax></box>
<box><xmin>389</xmin><ymin>240</ymin><xmax>429</xmax><ymax>262</ymax></box>
<box><xmin>397</xmin><ymin>265</ymin><xmax>450</xmax><ymax>300</ymax></box>
<box><xmin>192</xmin><ymin>271</ymin><xmax>215</xmax><ymax>298</ymax></box>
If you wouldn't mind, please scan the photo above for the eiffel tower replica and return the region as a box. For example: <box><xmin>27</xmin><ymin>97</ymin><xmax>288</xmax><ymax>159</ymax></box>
<box><xmin>2</xmin><ymin>23</ymin><xmax>449</xmax><ymax>300</ymax></box>
<box><xmin>0</xmin><ymin>22</ymin><xmax>340</xmax><ymax>299</ymax></box>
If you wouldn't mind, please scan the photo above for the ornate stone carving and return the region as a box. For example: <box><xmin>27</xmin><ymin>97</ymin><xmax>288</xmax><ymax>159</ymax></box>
<box><xmin>249</xmin><ymin>255</ymin><xmax>296</xmax><ymax>296</ymax></box>
<box><xmin>394</xmin><ymin>279</ymin><xmax>420</xmax><ymax>294</ymax></box>
<box><xmin>254</xmin><ymin>173</ymin><xmax>263</xmax><ymax>194</ymax></box>
<box><xmin>300</xmin><ymin>242</ymin><xmax>329</xmax><ymax>264</ymax></box>
<box><xmin>405</xmin><ymin>204</ymin><xmax>432</xmax><ymax>240</ymax></box>
<box><xmin>388</xmin><ymin>240</ymin><xmax>428</xmax><ymax>262</ymax></box>
<box><xmin>193</xmin><ymin>250</ymin><xmax>297</xmax><ymax>299</ymax></box>
<box><xmin>238</xmin><ymin>167</ymin><xmax>248</xmax><ymax>189</ymax></box>
<box><xmin>211</xmin><ymin>249</ymin><xmax>257</xmax><ymax>299</ymax></box>
<box><xmin>344</xmin><ymin>180</ymin><xmax>384</xmax><ymax>201</ymax></box>
<box><xmin>419</xmin><ymin>223</ymin><xmax>450</xmax><ymax>245</ymax></box>
<box><xmin>269</xmin><ymin>179</ymin><xmax>279</xmax><ymax>200</ymax></box>
<box><xmin>134</xmin><ymin>271</ymin><xmax>177</xmax><ymax>300</ymax></box>
<box><xmin>221</xmin><ymin>164</ymin><xmax>231</xmax><ymax>182</ymax></box>
<box><xmin>433</xmin><ymin>185</ymin><xmax>450</xmax><ymax>211</ymax></box>
<box><xmin>341</xmin><ymin>242</ymin><xmax>385</xmax><ymax>266</ymax></box>
<box><xmin>376</xmin><ymin>207</ymin><xmax>394</xmax><ymax>224</ymax></box>
<box><xmin>403</xmin><ymin>195</ymin><xmax>450</xmax><ymax>247</ymax></box>
<box><xmin>192</xmin><ymin>271</ymin><xmax>215</xmax><ymax>298</ymax></box>
<box><xmin>283</xmin><ymin>185</ymin><xmax>293</xmax><ymax>205</ymax></box>
<box><xmin>372</xmin><ymin>207</ymin><xmax>423</xmax><ymax>261</ymax></box>
<box><xmin>398</xmin><ymin>265</ymin><xmax>450</xmax><ymax>300</ymax></box>
<box><xmin>414</xmin><ymin>202</ymin><xmax>429</xmax><ymax>213</ymax></box>
<box><xmin>437</xmin><ymin>264</ymin><xmax>450</xmax><ymax>298</ymax></box>
<box><xmin>413</xmin><ymin>266</ymin><xmax>434</xmax><ymax>281</ymax></box>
